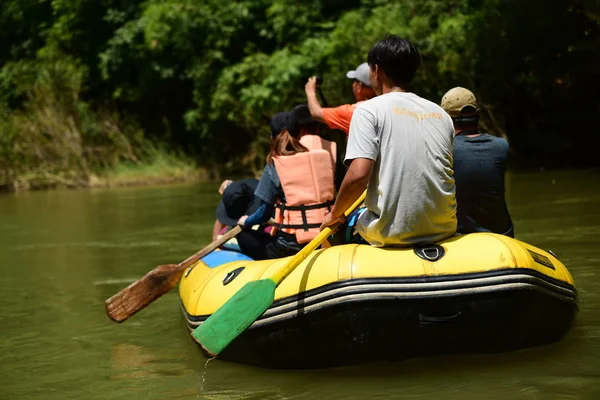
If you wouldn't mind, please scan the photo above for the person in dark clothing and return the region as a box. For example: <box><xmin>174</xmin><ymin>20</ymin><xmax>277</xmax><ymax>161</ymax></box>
<box><xmin>212</xmin><ymin>178</ymin><xmax>260</xmax><ymax>241</ymax></box>
<box><xmin>441</xmin><ymin>87</ymin><xmax>514</xmax><ymax>237</ymax></box>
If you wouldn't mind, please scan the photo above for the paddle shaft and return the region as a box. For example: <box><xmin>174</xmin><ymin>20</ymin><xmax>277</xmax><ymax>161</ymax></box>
<box><xmin>270</xmin><ymin>192</ymin><xmax>366</xmax><ymax>285</ymax></box>
<box><xmin>179</xmin><ymin>225</ymin><xmax>242</xmax><ymax>269</ymax></box>
<box><xmin>105</xmin><ymin>225</ymin><xmax>242</xmax><ymax>322</ymax></box>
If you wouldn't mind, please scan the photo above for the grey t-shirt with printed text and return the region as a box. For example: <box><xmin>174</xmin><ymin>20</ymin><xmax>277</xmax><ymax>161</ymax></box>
<box><xmin>345</xmin><ymin>91</ymin><xmax>457</xmax><ymax>247</ymax></box>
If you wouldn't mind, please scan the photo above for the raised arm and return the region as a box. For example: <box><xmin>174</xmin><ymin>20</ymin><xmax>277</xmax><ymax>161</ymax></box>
<box><xmin>305</xmin><ymin>76</ymin><xmax>325</xmax><ymax>122</ymax></box>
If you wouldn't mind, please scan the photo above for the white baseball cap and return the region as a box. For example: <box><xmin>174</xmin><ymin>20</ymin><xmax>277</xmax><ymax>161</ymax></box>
<box><xmin>346</xmin><ymin>62</ymin><xmax>371</xmax><ymax>87</ymax></box>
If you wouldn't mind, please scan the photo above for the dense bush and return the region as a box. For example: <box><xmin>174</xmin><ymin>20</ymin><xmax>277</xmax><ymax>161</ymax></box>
<box><xmin>0</xmin><ymin>0</ymin><xmax>598</xmax><ymax>188</ymax></box>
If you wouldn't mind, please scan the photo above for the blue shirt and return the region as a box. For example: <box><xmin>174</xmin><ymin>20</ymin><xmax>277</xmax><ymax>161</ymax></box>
<box><xmin>254</xmin><ymin>163</ymin><xmax>284</xmax><ymax>204</ymax></box>
<box><xmin>453</xmin><ymin>133</ymin><xmax>514</xmax><ymax>236</ymax></box>
<box><xmin>244</xmin><ymin>164</ymin><xmax>284</xmax><ymax>227</ymax></box>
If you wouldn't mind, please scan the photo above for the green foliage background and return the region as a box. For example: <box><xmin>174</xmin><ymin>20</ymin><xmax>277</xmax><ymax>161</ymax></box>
<box><xmin>1</xmin><ymin>0</ymin><xmax>598</xmax><ymax>189</ymax></box>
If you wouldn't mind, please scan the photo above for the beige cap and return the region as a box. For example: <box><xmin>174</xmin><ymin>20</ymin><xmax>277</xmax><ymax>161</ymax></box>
<box><xmin>441</xmin><ymin>87</ymin><xmax>480</xmax><ymax>117</ymax></box>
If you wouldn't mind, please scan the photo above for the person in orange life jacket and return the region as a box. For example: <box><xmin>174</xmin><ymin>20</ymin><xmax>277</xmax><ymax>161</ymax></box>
<box><xmin>235</xmin><ymin>111</ymin><xmax>336</xmax><ymax>260</ymax></box>
<box><xmin>212</xmin><ymin>178</ymin><xmax>263</xmax><ymax>241</ymax></box>
<box><xmin>441</xmin><ymin>87</ymin><xmax>514</xmax><ymax>237</ymax></box>
<box><xmin>214</xmin><ymin>105</ymin><xmax>334</xmax><ymax>244</ymax></box>
<box><xmin>304</xmin><ymin>63</ymin><xmax>376</xmax><ymax>135</ymax></box>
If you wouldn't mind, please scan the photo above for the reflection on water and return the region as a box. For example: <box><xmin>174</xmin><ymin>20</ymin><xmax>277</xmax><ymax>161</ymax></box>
<box><xmin>110</xmin><ymin>343</ymin><xmax>187</xmax><ymax>380</ymax></box>
<box><xmin>0</xmin><ymin>171</ymin><xmax>599</xmax><ymax>399</ymax></box>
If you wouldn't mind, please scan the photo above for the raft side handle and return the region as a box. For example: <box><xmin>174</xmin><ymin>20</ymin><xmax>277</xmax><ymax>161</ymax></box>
<box><xmin>414</xmin><ymin>244</ymin><xmax>445</xmax><ymax>262</ymax></box>
<box><xmin>223</xmin><ymin>267</ymin><xmax>245</xmax><ymax>285</ymax></box>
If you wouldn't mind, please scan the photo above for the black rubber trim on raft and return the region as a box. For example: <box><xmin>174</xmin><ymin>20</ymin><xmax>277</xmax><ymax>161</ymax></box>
<box><xmin>181</xmin><ymin>280</ymin><xmax>578</xmax><ymax>331</ymax></box>
<box><xmin>182</xmin><ymin>281</ymin><xmax>577</xmax><ymax>331</ymax></box>
<box><xmin>266</xmin><ymin>268</ymin><xmax>577</xmax><ymax>309</ymax></box>
<box><xmin>182</xmin><ymin>268</ymin><xmax>577</xmax><ymax>325</ymax></box>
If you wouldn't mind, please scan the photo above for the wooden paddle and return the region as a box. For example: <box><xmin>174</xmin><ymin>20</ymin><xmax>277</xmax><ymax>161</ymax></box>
<box><xmin>191</xmin><ymin>191</ymin><xmax>367</xmax><ymax>356</ymax></box>
<box><xmin>105</xmin><ymin>225</ymin><xmax>243</xmax><ymax>322</ymax></box>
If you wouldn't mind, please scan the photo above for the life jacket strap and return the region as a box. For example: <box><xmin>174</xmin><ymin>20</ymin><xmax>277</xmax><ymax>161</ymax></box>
<box><xmin>274</xmin><ymin>200</ymin><xmax>333</xmax><ymax>231</ymax></box>
<box><xmin>272</xmin><ymin>222</ymin><xmax>323</xmax><ymax>230</ymax></box>
<box><xmin>275</xmin><ymin>199</ymin><xmax>334</xmax><ymax>212</ymax></box>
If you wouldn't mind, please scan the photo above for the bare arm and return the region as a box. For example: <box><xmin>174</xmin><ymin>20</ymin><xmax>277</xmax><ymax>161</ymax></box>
<box><xmin>305</xmin><ymin>76</ymin><xmax>325</xmax><ymax>122</ymax></box>
<box><xmin>320</xmin><ymin>158</ymin><xmax>374</xmax><ymax>229</ymax></box>
<box><xmin>212</xmin><ymin>219</ymin><xmax>227</xmax><ymax>241</ymax></box>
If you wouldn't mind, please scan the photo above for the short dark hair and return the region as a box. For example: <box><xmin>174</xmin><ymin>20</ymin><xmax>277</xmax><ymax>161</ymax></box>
<box><xmin>367</xmin><ymin>35</ymin><xmax>421</xmax><ymax>86</ymax></box>
<box><xmin>291</xmin><ymin>104</ymin><xmax>318</xmax><ymax>126</ymax></box>
<box><xmin>290</xmin><ymin>104</ymin><xmax>320</xmax><ymax>136</ymax></box>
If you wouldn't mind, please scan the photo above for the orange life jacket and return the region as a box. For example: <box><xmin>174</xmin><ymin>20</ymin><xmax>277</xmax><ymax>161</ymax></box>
<box><xmin>272</xmin><ymin>149</ymin><xmax>335</xmax><ymax>244</ymax></box>
<box><xmin>299</xmin><ymin>134</ymin><xmax>337</xmax><ymax>169</ymax></box>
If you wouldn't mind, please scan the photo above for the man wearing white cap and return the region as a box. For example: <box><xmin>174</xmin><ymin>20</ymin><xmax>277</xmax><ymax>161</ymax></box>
<box><xmin>305</xmin><ymin>62</ymin><xmax>376</xmax><ymax>135</ymax></box>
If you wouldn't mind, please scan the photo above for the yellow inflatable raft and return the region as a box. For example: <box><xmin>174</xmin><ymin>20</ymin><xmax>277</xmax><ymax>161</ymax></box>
<box><xmin>179</xmin><ymin>233</ymin><xmax>578</xmax><ymax>368</ymax></box>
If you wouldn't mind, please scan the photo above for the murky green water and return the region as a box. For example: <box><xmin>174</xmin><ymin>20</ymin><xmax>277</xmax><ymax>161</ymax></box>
<box><xmin>1</xmin><ymin>169</ymin><xmax>599</xmax><ymax>399</ymax></box>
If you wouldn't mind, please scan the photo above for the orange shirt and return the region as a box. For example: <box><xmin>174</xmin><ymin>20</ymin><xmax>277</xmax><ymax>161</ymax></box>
<box><xmin>322</xmin><ymin>102</ymin><xmax>363</xmax><ymax>135</ymax></box>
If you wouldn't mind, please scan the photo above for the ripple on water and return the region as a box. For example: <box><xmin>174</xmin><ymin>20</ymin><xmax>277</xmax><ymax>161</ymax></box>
<box><xmin>2</xmin><ymin>176</ymin><xmax>600</xmax><ymax>399</ymax></box>
<box><xmin>11</xmin><ymin>241</ymin><xmax>166</xmax><ymax>251</ymax></box>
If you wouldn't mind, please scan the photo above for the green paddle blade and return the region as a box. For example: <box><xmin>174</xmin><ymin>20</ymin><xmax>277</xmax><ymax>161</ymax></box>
<box><xmin>192</xmin><ymin>278</ymin><xmax>276</xmax><ymax>356</ymax></box>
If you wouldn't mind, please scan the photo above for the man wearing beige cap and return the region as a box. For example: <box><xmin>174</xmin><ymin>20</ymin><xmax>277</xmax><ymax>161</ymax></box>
<box><xmin>305</xmin><ymin>62</ymin><xmax>376</xmax><ymax>135</ymax></box>
<box><xmin>441</xmin><ymin>87</ymin><xmax>514</xmax><ymax>237</ymax></box>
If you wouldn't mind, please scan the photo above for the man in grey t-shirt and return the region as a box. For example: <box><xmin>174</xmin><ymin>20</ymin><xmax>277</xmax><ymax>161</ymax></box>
<box><xmin>320</xmin><ymin>35</ymin><xmax>457</xmax><ymax>247</ymax></box>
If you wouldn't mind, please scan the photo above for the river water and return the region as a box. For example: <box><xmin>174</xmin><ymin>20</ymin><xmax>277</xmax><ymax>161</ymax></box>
<box><xmin>1</xmin><ymin>169</ymin><xmax>599</xmax><ymax>399</ymax></box>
